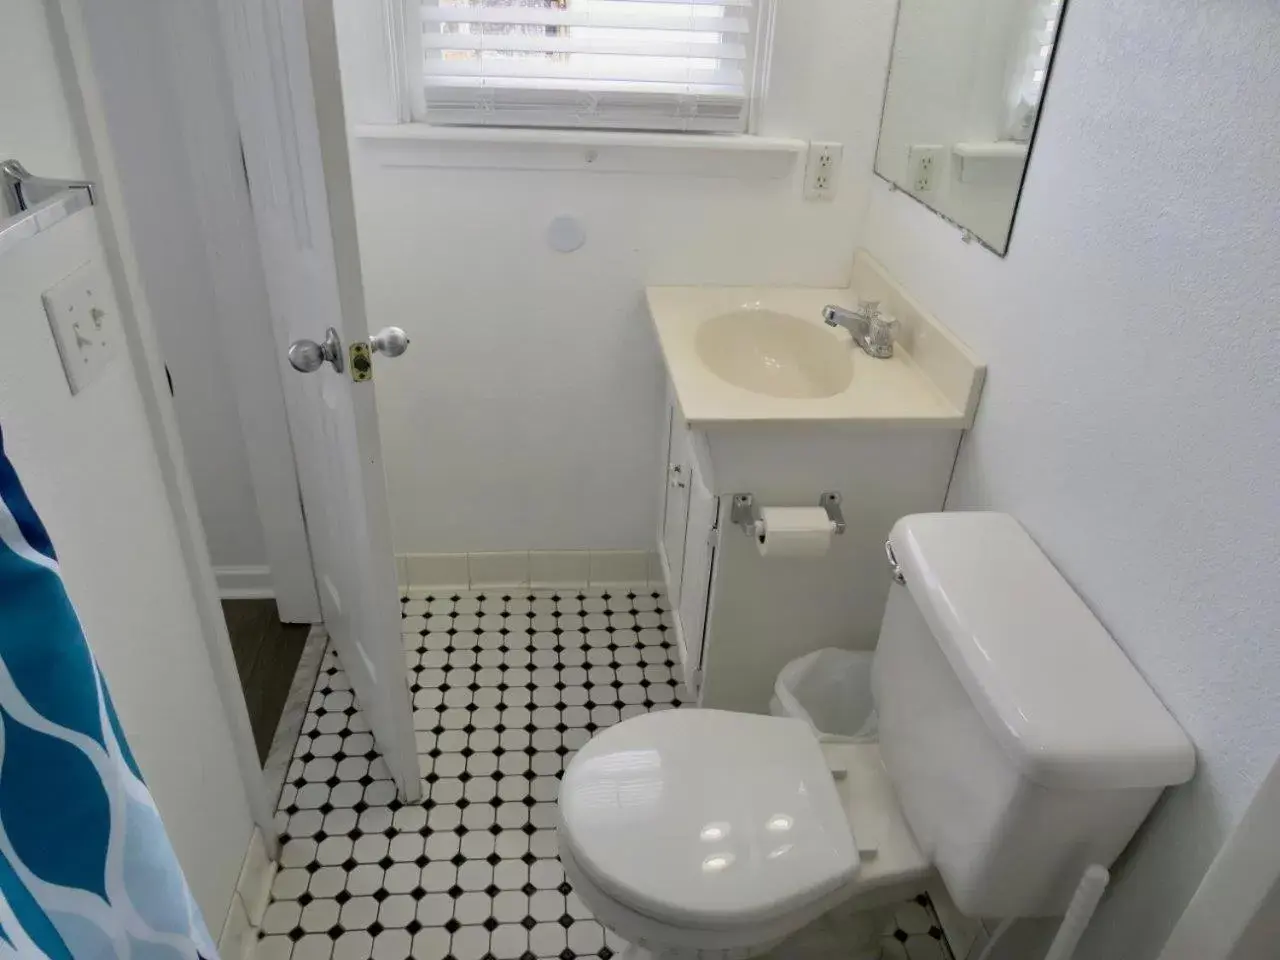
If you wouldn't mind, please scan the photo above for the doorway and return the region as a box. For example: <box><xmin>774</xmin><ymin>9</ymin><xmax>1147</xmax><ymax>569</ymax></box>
<box><xmin>222</xmin><ymin>599</ymin><xmax>312</xmax><ymax>763</ymax></box>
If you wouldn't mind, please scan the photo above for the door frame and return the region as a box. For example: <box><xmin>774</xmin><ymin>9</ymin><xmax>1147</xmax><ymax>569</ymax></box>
<box><xmin>47</xmin><ymin>0</ymin><xmax>281</xmax><ymax>851</ymax></box>
<box><xmin>1158</xmin><ymin>751</ymin><xmax>1280</xmax><ymax>960</ymax></box>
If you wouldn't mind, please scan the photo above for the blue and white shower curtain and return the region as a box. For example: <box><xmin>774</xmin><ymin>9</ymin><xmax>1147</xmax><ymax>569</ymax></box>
<box><xmin>0</xmin><ymin>430</ymin><xmax>217</xmax><ymax>959</ymax></box>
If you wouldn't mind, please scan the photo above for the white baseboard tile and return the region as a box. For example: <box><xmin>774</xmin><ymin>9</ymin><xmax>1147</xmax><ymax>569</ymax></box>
<box><xmin>529</xmin><ymin>551</ymin><xmax>591</xmax><ymax>588</ymax></box>
<box><xmin>927</xmin><ymin>881</ymin><xmax>983</xmax><ymax>960</ymax></box>
<box><xmin>218</xmin><ymin>826</ymin><xmax>279</xmax><ymax>960</ymax></box>
<box><xmin>399</xmin><ymin>551</ymin><xmax>661</xmax><ymax>591</ymax></box>
<box><xmin>647</xmin><ymin>550</ymin><xmax>667</xmax><ymax>590</ymax></box>
<box><xmin>405</xmin><ymin>553</ymin><xmax>469</xmax><ymax>592</ymax></box>
<box><xmin>237</xmin><ymin>827</ymin><xmax>276</xmax><ymax>927</ymax></box>
<box><xmin>588</xmin><ymin>550</ymin><xmax>650</xmax><ymax>586</ymax></box>
<box><xmin>215</xmin><ymin>565</ymin><xmax>275</xmax><ymax>600</ymax></box>
<box><xmin>217</xmin><ymin>888</ymin><xmax>255</xmax><ymax>960</ymax></box>
<box><xmin>469</xmin><ymin>551</ymin><xmax>530</xmax><ymax>588</ymax></box>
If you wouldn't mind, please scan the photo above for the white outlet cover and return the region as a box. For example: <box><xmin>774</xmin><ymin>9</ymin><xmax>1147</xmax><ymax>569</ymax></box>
<box><xmin>42</xmin><ymin>259</ymin><xmax>117</xmax><ymax>395</ymax></box>
<box><xmin>804</xmin><ymin>141</ymin><xmax>843</xmax><ymax>201</ymax></box>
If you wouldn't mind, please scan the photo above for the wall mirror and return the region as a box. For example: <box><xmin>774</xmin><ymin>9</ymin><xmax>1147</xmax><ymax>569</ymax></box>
<box><xmin>875</xmin><ymin>0</ymin><xmax>1067</xmax><ymax>254</ymax></box>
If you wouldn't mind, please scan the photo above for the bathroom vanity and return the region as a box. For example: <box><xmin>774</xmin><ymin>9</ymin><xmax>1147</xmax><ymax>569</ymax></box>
<box><xmin>649</xmin><ymin>253</ymin><xmax>985</xmax><ymax>712</ymax></box>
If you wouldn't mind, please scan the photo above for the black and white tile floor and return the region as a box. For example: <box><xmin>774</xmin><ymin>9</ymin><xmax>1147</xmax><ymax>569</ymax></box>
<box><xmin>256</xmin><ymin>587</ymin><xmax>954</xmax><ymax>960</ymax></box>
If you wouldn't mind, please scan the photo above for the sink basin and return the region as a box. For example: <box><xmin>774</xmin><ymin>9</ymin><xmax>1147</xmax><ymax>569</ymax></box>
<box><xmin>694</xmin><ymin>309</ymin><xmax>852</xmax><ymax>399</ymax></box>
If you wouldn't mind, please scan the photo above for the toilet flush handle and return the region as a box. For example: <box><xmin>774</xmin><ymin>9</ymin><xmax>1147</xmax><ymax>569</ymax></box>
<box><xmin>884</xmin><ymin>540</ymin><xmax>906</xmax><ymax>585</ymax></box>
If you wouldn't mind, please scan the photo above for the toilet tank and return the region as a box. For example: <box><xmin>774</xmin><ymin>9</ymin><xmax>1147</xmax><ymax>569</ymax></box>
<box><xmin>872</xmin><ymin>513</ymin><xmax>1195</xmax><ymax>918</ymax></box>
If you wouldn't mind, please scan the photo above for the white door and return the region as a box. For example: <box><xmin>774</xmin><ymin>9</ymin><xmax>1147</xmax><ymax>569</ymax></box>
<box><xmin>217</xmin><ymin>0</ymin><xmax>420</xmax><ymax>799</ymax></box>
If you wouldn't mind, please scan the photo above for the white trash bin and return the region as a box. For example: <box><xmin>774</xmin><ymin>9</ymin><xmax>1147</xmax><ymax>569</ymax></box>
<box><xmin>770</xmin><ymin>648</ymin><xmax>879</xmax><ymax>743</ymax></box>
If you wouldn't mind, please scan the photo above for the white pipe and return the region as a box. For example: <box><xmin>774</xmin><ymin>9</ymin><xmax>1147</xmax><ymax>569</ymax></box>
<box><xmin>972</xmin><ymin>864</ymin><xmax>1110</xmax><ymax>960</ymax></box>
<box><xmin>1043</xmin><ymin>865</ymin><xmax>1111</xmax><ymax>960</ymax></box>
<box><xmin>974</xmin><ymin>917</ymin><xmax>1016</xmax><ymax>960</ymax></box>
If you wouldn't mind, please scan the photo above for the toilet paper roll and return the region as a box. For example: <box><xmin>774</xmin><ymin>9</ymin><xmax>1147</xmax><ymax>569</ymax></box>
<box><xmin>753</xmin><ymin>507</ymin><xmax>835</xmax><ymax>558</ymax></box>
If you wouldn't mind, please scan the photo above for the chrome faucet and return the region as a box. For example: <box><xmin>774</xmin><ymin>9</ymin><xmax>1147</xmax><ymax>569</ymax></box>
<box><xmin>823</xmin><ymin>299</ymin><xmax>896</xmax><ymax>359</ymax></box>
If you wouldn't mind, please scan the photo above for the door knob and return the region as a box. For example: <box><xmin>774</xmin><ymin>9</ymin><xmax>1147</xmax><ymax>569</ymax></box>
<box><xmin>369</xmin><ymin>326</ymin><xmax>410</xmax><ymax>358</ymax></box>
<box><xmin>288</xmin><ymin>327</ymin><xmax>344</xmax><ymax>373</ymax></box>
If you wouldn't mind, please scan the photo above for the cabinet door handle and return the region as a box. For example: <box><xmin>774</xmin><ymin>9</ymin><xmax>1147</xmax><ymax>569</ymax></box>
<box><xmin>668</xmin><ymin>464</ymin><xmax>687</xmax><ymax>489</ymax></box>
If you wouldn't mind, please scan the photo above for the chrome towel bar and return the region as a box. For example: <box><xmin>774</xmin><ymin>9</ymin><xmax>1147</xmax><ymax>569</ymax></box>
<box><xmin>0</xmin><ymin>159</ymin><xmax>95</xmax><ymax>259</ymax></box>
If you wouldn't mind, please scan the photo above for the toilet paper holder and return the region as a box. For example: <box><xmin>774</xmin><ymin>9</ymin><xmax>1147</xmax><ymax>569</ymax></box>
<box><xmin>730</xmin><ymin>492</ymin><xmax>847</xmax><ymax>538</ymax></box>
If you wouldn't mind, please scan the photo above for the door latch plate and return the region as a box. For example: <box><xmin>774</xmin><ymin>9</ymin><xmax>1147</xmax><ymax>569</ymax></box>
<box><xmin>349</xmin><ymin>341</ymin><xmax>373</xmax><ymax>381</ymax></box>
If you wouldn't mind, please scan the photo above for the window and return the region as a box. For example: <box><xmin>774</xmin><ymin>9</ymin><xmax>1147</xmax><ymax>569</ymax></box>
<box><xmin>410</xmin><ymin>0</ymin><xmax>765</xmax><ymax>133</ymax></box>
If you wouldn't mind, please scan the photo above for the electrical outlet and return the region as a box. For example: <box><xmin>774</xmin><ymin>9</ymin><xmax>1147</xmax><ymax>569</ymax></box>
<box><xmin>907</xmin><ymin>144</ymin><xmax>945</xmax><ymax>193</ymax></box>
<box><xmin>804</xmin><ymin>141</ymin><xmax>843</xmax><ymax>201</ymax></box>
<box><xmin>42</xmin><ymin>259</ymin><xmax>118</xmax><ymax>395</ymax></box>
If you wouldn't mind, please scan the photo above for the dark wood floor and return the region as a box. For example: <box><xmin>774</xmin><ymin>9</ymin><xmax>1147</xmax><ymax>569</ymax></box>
<box><xmin>222</xmin><ymin>599</ymin><xmax>309</xmax><ymax>764</ymax></box>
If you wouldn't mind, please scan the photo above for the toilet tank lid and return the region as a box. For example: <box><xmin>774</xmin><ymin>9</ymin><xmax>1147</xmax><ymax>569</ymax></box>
<box><xmin>890</xmin><ymin>513</ymin><xmax>1195</xmax><ymax>791</ymax></box>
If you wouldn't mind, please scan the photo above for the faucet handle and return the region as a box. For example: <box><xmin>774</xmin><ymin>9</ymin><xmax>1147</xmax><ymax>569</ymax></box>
<box><xmin>865</xmin><ymin>311</ymin><xmax>898</xmax><ymax>359</ymax></box>
<box><xmin>857</xmin><ymin>299</ymin><xmax>882</xmax><ymax>318</ymax></box>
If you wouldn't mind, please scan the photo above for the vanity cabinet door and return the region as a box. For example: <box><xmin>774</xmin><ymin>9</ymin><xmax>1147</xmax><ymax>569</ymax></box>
<box><xmin>678</xmin><ymin>470</ymin><xmax>718</xmax><ymax>688</ymax></box>
<box><xmin>661</xmin><ymin>409</ymin><xmax>693</xmax><ymax>607</ymax></box>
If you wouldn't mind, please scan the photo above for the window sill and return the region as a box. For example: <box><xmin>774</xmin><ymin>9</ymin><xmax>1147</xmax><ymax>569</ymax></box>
<box><xmin>351</xmin><ymin>124</ymin><xmax>805</xmax><ymax>179</ymax></box>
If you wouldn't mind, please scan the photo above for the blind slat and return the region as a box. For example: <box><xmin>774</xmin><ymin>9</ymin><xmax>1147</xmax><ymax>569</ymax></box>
<box><xmin>422</xmin><ymin>6</ymin><xmax>751</xmax><ymax>34</ymax></box>
<box><xmin>424</xmin><ymin>59</ymin><xmax>743</xmax><ymax>86</ymax></box>
<box><xmin>424</xmin><ymin>34</ymin><xmax>747</xmax><ymax>61</ymax></box>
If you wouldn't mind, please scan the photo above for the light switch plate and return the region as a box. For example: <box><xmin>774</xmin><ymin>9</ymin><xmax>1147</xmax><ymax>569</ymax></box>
<box><xmin>42</xmin><ymin>259</ymin><xmax>117</xmax><ymax>395</ymax></box>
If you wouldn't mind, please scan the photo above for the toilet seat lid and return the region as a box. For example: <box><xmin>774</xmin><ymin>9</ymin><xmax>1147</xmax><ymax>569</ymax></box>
<box><xmin>558</xmin><ymin>709</ymin><xmax>859</xmax><ymax>929</ymax></box>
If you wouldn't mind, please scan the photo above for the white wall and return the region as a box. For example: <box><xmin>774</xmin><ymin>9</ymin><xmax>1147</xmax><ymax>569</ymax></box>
<box><xmin>0</xmin><ymin>2</ymin><xmax>83</xmax><ymax>179</ymax></box>
<box><xmin>338</xmin><ymin>0</ymin><xmax>897</xmax><ymax>554</ymax></box>
<box><xmin>0</xmin><ymin>1</ymin><xmax>254</xmax><ymax>925</ymax></box>
<box><xmin>863</xmin><ymin>0</ymin><xmax>1280</xmax><ymax>955</ymax></box>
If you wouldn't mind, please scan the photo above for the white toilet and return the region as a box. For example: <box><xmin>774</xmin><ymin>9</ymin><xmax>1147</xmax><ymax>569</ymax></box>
<box><xmin>556</xmin><ymin>513</ymin><xmax>1196</xmax><ymax>960</ymax></box>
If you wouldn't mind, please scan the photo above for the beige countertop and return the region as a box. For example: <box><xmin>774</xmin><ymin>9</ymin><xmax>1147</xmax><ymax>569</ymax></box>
<box><xmin>647</xmin><ymin>255</ymin><xmax>984</xmax><ymax>428</ymax></box>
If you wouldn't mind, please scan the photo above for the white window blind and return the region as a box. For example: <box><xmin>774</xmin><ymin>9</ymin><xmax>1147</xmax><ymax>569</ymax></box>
<box><xmin>414</xmin><ymin>0</ymin><xmax>761</xmax><ymax>132</ymax></box>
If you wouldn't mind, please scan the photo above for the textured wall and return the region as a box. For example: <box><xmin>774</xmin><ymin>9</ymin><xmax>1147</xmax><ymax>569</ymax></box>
<box><xmin>864</xmin><ymin>0</ymin><xmax>1280</xmax><ymax>956</ymax></box>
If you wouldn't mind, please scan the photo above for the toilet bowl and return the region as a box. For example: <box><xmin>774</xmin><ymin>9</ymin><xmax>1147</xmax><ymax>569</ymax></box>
<box><xmin>556</xmin><ymin>709</ymin><xmax>930</xmax><ymax>960</ymax></box>
<box><xmin>556</xmin><ymin>513</ymin><xmax>1196</xmax><ymax>960</ymax></box>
